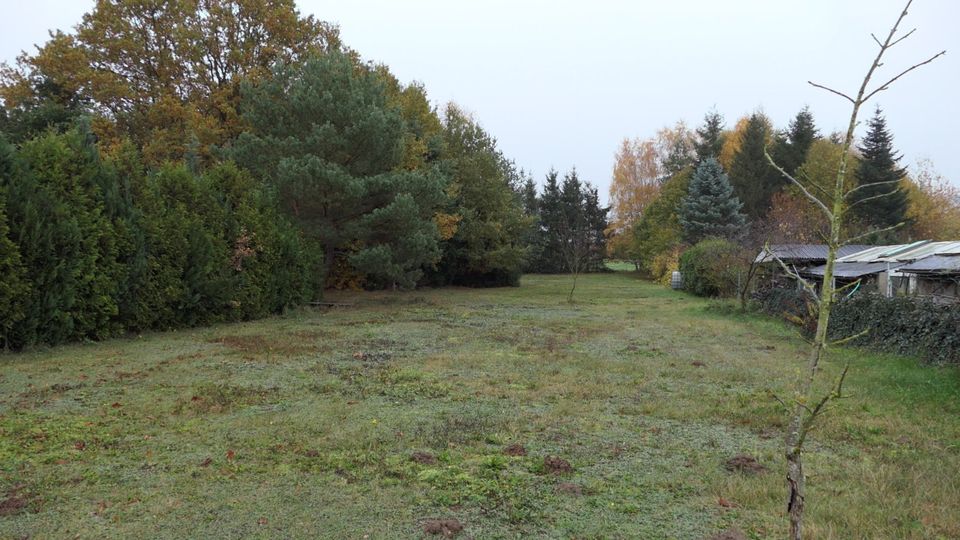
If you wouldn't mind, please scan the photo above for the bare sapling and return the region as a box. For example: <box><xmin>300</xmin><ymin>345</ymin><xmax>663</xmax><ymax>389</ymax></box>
<box><xmin>763</xmin><ymin>2</ymin><xmax>945</xmax><ymax>537</ymax></box>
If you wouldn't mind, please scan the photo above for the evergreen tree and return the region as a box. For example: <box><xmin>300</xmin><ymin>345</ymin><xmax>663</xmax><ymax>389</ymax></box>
<box><xmin>694</xmin><ymin>110</ymin><xmax>726</xmax><ymax>164</ymax></box>
<box><xmin>0</xmin><ymin>140</ymin><xmax>29</xmax><ymax>348</ymax></box>
<box><xmin>432</xmin><ymin>104</ymin><xmax>529</xmax><ymax>286</ymax></box>
<box><xmin>4</xmin><ymin>126</ymin><xmax>122</xmax><ymax>346</ymax></box>
<box><xmin>230</xmin><ymin>51</ymin><xmax>445</xmax><ymax>290</ymax></box>
<box><xmin>582</xmin><ymin>183</ymin><xmax>610</xmax><ymax>272</ymax></box>
<box><xmin>535</xmin><ymin>169</ymin><xmax>564</xmax><ymax>273</ymax></box>
<box><xmin>680</xmin><ymin>158</ymin><xmax>746</xmax><ymax>243</ymax></box>
<box><xmin>775</xmin><ymin>107</ymin><xmax>820</xmax><ymax>177</ymax></box>
<box><xmin>728</xmin><ymin>113</ymin><xmax>780</xmax><ymax>218</ymax></box>
<box><xmin>851</xmin><ymin>107</ymin><xmax>909</xmax><ymax>229</ymax></box>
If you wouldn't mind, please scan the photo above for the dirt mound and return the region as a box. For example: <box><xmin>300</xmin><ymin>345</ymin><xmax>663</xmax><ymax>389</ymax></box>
<box><xmin>724</xmin><ymin>455</ymin><xmax>767</xmax><ymax>475</ymax></box>
<box><xmin>411</xmin><ymin>451</ymin><xmax>437</xmax><ymax>465</ymax></box>
<box><xmin>691</xmin><ymin>360</ymin><xmax>706</xmax><ymax>367</ymax></box>
<box><xmin>544</xmin><ymin>455</ymin><xmax>573</xmax><ymax>474</ymax></box>
<box><xmin>502</xmin><ymin>443</ymin><xmax>527</xmax><ymax>456</ymax></box>
<box><xmin>705</xmin><ymin>527</ymin><xmax>748</xmax><ymax>540</ymax></box>
<box><xmin>0</xmin><ymin>486</ymin><xmax>29</xmax><ymax>517</ymax></box>
<box><xmin>423</xmin><ymin>518</ymin><xmax>463</xmax><ymax>537</ymax></box>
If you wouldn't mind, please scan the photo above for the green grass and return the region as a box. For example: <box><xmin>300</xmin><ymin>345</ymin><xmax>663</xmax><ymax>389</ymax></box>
<box><xmin>1</xmin><ymin>273</ymin><xmax>958</xmax><ymax>539</ymax></box>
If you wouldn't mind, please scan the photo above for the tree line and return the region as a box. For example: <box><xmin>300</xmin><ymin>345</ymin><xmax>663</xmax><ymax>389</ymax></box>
<box><xmin>609</xmin><ymin>105</ymin><xmax>960</xmax><ymax>288</ymax></box>
<box><xmin>0</xmin><ymin>0</ymin><xmax>609</xmax><ymax>349</ymax></box>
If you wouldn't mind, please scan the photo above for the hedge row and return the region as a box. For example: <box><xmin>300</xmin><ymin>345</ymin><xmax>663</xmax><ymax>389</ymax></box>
<box><xmin>0</xmin><ymin>128</ymin><xmax>317</xmax><ymax>350</ymax></box>
<box><xmin>754</xmin><ymin>287</ymin><xmax>960</xmax><ymax>364</ymax></box>
<box><xmin>829</xmin><ymin>293</ymin><xmax>960</xmax><ymax>365</ymax></box>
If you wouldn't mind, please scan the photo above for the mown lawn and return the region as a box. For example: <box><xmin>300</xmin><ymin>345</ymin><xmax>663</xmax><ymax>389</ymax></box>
<box><xmin>1</xmin><ymin>272</ymin><xmax>958</xmax><ymax>539</ymax></box>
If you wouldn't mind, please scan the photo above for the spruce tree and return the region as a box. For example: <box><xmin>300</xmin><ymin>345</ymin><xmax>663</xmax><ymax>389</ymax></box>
<box><xmin>780</xmin><ymin>107</ymin><xmax>819</xmax><ymax>176</ymax></box>
<box><xmin>694</xmin><ymin>110</ymin><xmax>725</xmax><ymax>164</ymax></box>
<box><xmin>851</xmin><ymin>107</ymin><xmax>908</xmax><ymax>229</ymax></box>
<box><xmin>535</xmin><ymin>169</ymin><xmax>564</xmax><ymax>273</ymax></box>
<box><xmin>728</xmin><ymin>113</ymin><xmax>780</xmax><ymax>219</ymax></box>
<box><xmin>680</xmin><ymin>158</ymin><xmax>746</xmax><ymax>243</ymax></box>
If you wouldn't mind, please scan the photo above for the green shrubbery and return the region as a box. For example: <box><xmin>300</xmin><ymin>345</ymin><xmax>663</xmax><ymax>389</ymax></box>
<box><xmin>0</xmin><ymin>129</ymin><xmax>316</xmax><ymax>350</ymax></box>
<box><xmin>754</xmin><ymin>286</ymin><xmax>960</xmax><ymax>365</ymax></box>
<box><xmin>830</xmin><ymin>293</ymin><xmax>960</xmax><ymax>365</ymax></box>
<box><xmin>678</xmin><ymin>238</ymin><xmax>741</xmax><ymax>297</ymax></box>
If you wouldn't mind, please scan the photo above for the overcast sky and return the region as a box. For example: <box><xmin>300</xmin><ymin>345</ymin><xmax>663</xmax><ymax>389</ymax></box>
<box><xmin>2</xmin><ymin>1</ymin><xmax>957</xmax><ymax>202</ymax></box>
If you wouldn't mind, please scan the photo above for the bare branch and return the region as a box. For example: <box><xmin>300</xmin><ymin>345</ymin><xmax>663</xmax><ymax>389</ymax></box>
<box><xmin>807</xmin><ymin>81</ymin><xmax>856</xmax><ymax>104</ymax></box>
<box><xmin>830</xmin><ymin>328</ymin><xmax>870</xmax><ymax>347</ymax></box>
<box><xmin>764</xmin><ymin>242</ymin><xmax>822</xmax><ymax>306</ymax></box>
<box><xmin>842</xmin><ymin>222</ymin><xmax>905</xmax><ymax>246</ymax></box>
<box><xmin>834</xmin><ymin>278</ymin><xmax>863</xmax><ymax>295</ymax></box>
<box><xmin>888</xmin><ymin>27</ymin><xmax>917</xmax><ymax>49</ymax></box>
<box><xmin>797</xmin><ymin>364</ymin><xmax>850</xmax><ymax>448</ymax></box>
<box><xmin>765</xmin><ymin>149</ymin><xmax>834</xmax><ymax>219</ymax></box>
<box><xmin>862</xmin><ymin>50</ymin><xmax>947</xmax><ymax>103</ymax></box>
<box><xmin>870</xmin><ymin>33</ymin><xmax>883</xmax><ymax>48</ymax></box>
<box><xmin>847</xmin><ymin>190</ymin><xmax>904</xmax><ymax>212</ymax></box>
<box><xmin>844</xmin><ymin>177</ymin><xmax>904</xmax><ymax>198</ymax></box>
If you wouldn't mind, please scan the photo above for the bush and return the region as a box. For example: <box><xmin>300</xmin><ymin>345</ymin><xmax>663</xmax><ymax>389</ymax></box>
<box><xmin>678</xmin><ymin>238</ymin><xmax>741</xmax><ymax>297</ymax></box>
<box><xmin>830</xmin><ymin>293</ymin><xmax>960</xmax><ymax>365</ymax></box>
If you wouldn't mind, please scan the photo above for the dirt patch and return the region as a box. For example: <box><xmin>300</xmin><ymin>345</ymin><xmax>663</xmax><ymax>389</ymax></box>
<box><xmin>502</xmin><ymin>443</ymin><xmax>527</xmax><ymax>457</ymax></box>
<box><xmin>705</xmin><ymin>527</ymin><xmax>748</xmax><ymax>540</ymax></box>
<box><xmin>544</xmin><ymin>456</ymin><xmax>574</xmax><ymax>475</ymax></box>
<box><xmin>555</xmin><ymin>482</ymin><xmax>583</xmax><ymax>496</ymax></box>
<box><xmin>0</xmin><ymin>486</ymin><xmax>31</xmax><ymax>517</ymax></box>
<box><xmin>411</xmin><ymin>451</ymin><xmax>437</xmax><ymax>465</ymax></box>
<box><xmin>691</xmin><ymin>361</ymin><xmax>706</xmax><ymax>367</ymax></box>
<box><xmin>422</xmin><ymin>518</ymin><xmax>463</xmax><ymax>537</ymax></box>
<box><xmin>174</xmin><ymin>383</ymin><xmax>281</xmax><ymax>414</ymax></box>
<box><xmin>351</xmin><ymin>350</ymin><xmax>393</xmax><ymax>363</ymax></box>
<box><xmin>211</xmin><ymin>334</ymin><xmax>318</xmax><ymax>357</ymax></box>
<box><xmin>724</xmin><ymin>455</ymin><xmax>767</xmax><ymax>475</ymax></box>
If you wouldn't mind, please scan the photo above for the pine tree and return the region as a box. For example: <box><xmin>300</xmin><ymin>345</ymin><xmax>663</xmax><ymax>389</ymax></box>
<box><xmin>680</xmin><ymin>158</ymin><xmax>746</xmax><ymax>243</ymax></box>
<box><xmin>694</xmin><ymin>110</ymin><xmax>726</xmax><ymax>164</ymax></box>
<box><xmin>728</xmin><ymin>113</ymin><xmax>781</xmax><ymax>218</ymax></box>
<box><xmin>230</xmin><ymin>51</ymin><xmax>444</xmax><ymax>290</ymax></box>
<box><xmin>851</xmin><ymin>107</ymin><xmax>908</xmax><ymax>230</ymax></box>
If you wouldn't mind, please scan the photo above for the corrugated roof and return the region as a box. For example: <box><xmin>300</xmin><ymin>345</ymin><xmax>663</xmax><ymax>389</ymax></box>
<box><xmin>802</xmin><ymin>261</ymin><xmax>905</xmax><ymax>278</ymax></box>
<box><xmin>898</xmin><ymin>255</ymin><xmax>960</xmax><ymax>274</ymax></box>
<box><xmin>837</xmin><ymin>241</ymin><xmax>960</xmax><ymax>263</ymax></box>
<box><xmin>755</xmin><ymin>244</ymin><xmax>872</xmax><ymax>264</ymax></box>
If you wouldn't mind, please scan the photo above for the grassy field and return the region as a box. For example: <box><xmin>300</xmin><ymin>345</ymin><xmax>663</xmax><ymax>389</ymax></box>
<box><xmin>1</xmin><ymin>272</ymin><xmax>958</xmax><ymax>539</ymax></box>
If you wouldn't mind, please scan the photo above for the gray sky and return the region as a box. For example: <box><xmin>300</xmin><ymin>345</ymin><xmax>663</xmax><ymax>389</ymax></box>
<box><xmin>3</xmin><ymin>1</ymin><xmax>957</xmax><ymax>202</ymax></box>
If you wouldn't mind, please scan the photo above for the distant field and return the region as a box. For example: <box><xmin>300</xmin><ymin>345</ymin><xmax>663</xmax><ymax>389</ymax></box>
<box><xmin>1</xmin><ymin>273</ymin><xmax>958</xmax><ymax>539</ymax></box>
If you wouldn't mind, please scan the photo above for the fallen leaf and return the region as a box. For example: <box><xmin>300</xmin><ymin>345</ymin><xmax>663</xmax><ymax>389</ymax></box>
<box><xmin>226</xmin><ymin>449</ymin><xmax>235</xmax><ymax>461</ymax></box>
<box><xmin>200</xmin><ymin>457</ymin><xmax>213</xmax><ymax>467</ymax></box>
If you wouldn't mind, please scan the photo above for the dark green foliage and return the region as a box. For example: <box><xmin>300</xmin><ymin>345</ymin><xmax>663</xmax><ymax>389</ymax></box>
<box><xmin>678</xmin><ymin>238</ymin><xmax>741</xmax><ymax>297</ymax></box>
<box><xmin>4</xmin><ymin>126</ymin><xmax>121</xmax><ymax>347</ymax></box>
<box><xmin>829</xmin><ymin>293</ymin><xmax>960</xmax><ymax>364</ymax></box>
<box><xmin>0</xmin><ymin>176</ymin><xmax>29</xmax><ymax>349</ymax></box>
<box><xmin>0</xmin><ymin>127</ymin><xmax>316</xmax><ymax>348</ymax></box>
<box><xmin>774</xmin><ymin>107</ymin><xmax>819</xmax><ymax>177</ymax></box>
<box><xmin>0</xmin><ymin>76</ymin><xmax>88</xmax><ymax>144</ymax></box>
<box><xmin>729</xmin><ymin>113</ymin><xmax>781</xmax><ymax>219</ymax></box>
<box><xmin>679</xmin><ymin>158</ymin><xmax>746</xmax><ymax>243</ymax></box>
<box><xmin>430</xmin><ymin>105</ymin><xmax>529</xmax><ymax>287</ymax></box>
<box><xmin>694</xmin><ymin>110</ymin><xmax>725</xmax><ymax>164</ymax></box>
<box><xmin>230</xmin><ymin>51</ymin><xmax>444</xmax><ymax>289</ymax></box>
<box><xmin>524</xmin><ymin>168</ymin><xmax>608</xmax><ymax>274</ymax></box>
<box><xmin>851</xmin><ymin>108</ymin><xmax>908</xmax><ymax>230</ymax></box>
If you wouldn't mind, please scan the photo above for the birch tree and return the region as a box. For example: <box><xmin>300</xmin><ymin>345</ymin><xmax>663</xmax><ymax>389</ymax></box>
<box><xmin>765</xmin><ymin>2</ymin><xmax>945</xmax><ymax>537</ymax></box>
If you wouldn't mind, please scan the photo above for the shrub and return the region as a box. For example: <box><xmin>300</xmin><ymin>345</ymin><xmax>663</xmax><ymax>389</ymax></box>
<box><xmin>678</xmin><ymin>238</ymin><xmax>741</xmax><ymax>297</ymax></box>
<box><xmin>830</xmin><ymin>293</ymin><xmax>960</xmax><ymax>364</ymax></box>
